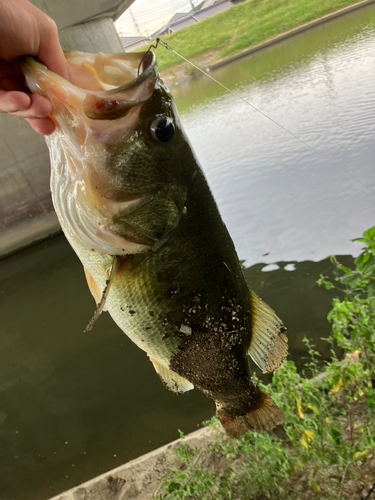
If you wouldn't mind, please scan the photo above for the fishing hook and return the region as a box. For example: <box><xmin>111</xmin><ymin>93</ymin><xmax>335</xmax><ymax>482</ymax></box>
<box><xmin>137</xmin><ymin>38</ymin><xmax>173</xmax><ymax>77</ymax></box>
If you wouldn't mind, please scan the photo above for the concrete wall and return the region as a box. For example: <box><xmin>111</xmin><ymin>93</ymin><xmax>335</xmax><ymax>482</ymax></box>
<box><xmin>0</xmin><ymin>2</ymin><xmax>133</xmax><ymax>257</ymax></box>
<box><xmin>30</xmin><ymin>0</ymin><xmax>134</xmax><ymax>30</ymax></box>
<box><xmin>0</xmin><ymin>116</ymin><xmax>56</xmax><ymax>256</ymax></box>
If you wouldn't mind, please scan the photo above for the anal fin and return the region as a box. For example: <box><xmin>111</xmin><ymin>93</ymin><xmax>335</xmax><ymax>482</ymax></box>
<box><xmin>248</xmin><ymin>289</ymin><xmax>288</xmax><ymax>373</ymax></box>
<box><xmin>149</xmin><ymin>356</ymin><xmax>194</xmax><ymax>394</ymax></box>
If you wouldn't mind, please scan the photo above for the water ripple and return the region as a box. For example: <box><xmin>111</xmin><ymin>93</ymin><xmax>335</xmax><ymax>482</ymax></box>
<box><xmin>174</xmin><ymin>4</ymin><xmax>375</xmax><ymax>265</ymax></box>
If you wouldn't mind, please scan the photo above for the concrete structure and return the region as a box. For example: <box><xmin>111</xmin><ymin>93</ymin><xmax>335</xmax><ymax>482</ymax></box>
<box><xmin>48</xmin><ymin>427</ymin><xmax>214</xmax><ymax>500</ymax></box>
<box><xmin>30</xmin><ymin>0</ymin><xmax>135</xmax><ymax>31</ymax></box>
<box><xmin>0</xmin><ymin>0</ymin><xmax>239</xmax><ymax>259</ymax></box>
<box><xmin>202</xmin><ymin>0</ymin><xmax>220</xmax><ymax>7</ymax></box>
<box><xmin>120</xmin><ymin>35</ymin><xmax>149</xmax><ymax>52</ymax></box>
<box><xmin>0</xmin><ymin>0</ymin><xmax>135</xmax><ymax>258</ymax></box>
<box><xmin>156</xmin><ymin>0</ymin><xmax>233</xmax><ymax>36</ymax></box>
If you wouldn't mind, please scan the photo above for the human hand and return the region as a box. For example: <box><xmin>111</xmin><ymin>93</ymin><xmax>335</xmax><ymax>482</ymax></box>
<box><xmin>0</xmin><ymin>0</ymin><xmax>68</xmax><ymax>135</ymax></box>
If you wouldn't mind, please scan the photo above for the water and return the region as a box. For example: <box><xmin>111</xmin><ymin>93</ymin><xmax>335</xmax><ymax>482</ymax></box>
<box><xmin>1</xmin><ymin>5</ymin><xmax>375</xmax><ymax>499</ymax></box>
<box><xmin>171</xmin><ymin>3</ymin><xmax>375</xmax><ymax>266</ymax></box>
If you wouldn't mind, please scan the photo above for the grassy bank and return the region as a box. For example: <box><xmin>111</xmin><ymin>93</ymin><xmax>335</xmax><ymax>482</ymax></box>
<box><xmin>154</xmin><ymin>228</ymin><xmax>375</xmax><ymax>499</ymax></box>
<box><xmin>141</xmin><ymin>0</ymin><xmax>367</xmax><ymax>72</ymax></box>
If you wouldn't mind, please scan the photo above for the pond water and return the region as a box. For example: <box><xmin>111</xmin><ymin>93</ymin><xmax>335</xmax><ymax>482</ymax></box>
<box><xmin>170</xmin><ymin>4</ymin><xmax>375</xmax><ymax>266</ymax></box>
<box><xmin>1</xmin><ymin>4</ymin><xmax>375</xmax><ymax>499</ymax></box>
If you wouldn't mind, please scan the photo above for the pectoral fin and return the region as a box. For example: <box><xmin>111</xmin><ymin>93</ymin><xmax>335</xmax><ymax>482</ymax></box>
<box><xmin>84</xmin><ymin>257</ymin><xmax>119</xmax><ymax>332</ymax></box>
<box><xmin>247</xmin><ymin>290</ymin><xmax>288</xmax><ymax>373</ymax></box>
<box><xmin>149</xmin><ymin>357</ymin><xmax>194</xmax><ymax>394</ymax></box>
<box><xmin>84</xmin><ymin>267</ymin><xmax>103</xmax><ymax>305</ymax></box>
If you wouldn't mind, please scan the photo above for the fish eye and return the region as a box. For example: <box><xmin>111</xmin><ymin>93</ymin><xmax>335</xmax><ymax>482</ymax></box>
<box><xmin>150</xmin><ymin>116</ymin><xmax>175</xmax><ymax>143</ymax></box>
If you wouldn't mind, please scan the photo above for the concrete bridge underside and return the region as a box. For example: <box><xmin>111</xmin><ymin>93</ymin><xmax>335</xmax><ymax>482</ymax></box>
<box><xmin>0</xmin><ymin>0</ymin><xmax>135</xmax><ymax>257</ymax></box>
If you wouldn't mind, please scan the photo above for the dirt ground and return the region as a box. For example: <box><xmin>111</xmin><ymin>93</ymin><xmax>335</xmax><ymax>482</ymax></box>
<box><xmin>51</xmin><ymin>415</ymin><xmax>375</xmax><ymax>500</ymax></box>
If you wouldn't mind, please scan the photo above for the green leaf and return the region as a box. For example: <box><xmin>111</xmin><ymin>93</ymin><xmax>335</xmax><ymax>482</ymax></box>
<box><xmin>178</xmin><ymin>429</ymin><xmax>185</xmax><ymax>439</ymax></box>
<box><xmin>362</xmin><ymin>253</ymin><xmax>370</xmax><ymax>265</ymax></box>
<box><xmin>352</xmin><ymin>237</ymin><xmax>369</xmax><ymax>244</ymax></box>
<box><xmin>361</xmin><ymin>255</ymin><xmax>375</xmax><ymax>274</ymax></box>
<box><xmin>339</xmin><ymin>272</ymin><xmax>361</xmax><ymax>286</ymax></box>
<box><xmin>355</xmin><ymin>253</ymin><xmax>365</xmax><ymax>266</ymax></box>
<box><xmin>309</xmin><ymin>479</ymin><xmax>320</xmax><ymax>492</ymax></box>
<box><xmin>168</xmin><ymin>481</ymin><xmax>180</xmax><ymax>493</ymax></box>
<box><xmin>338</xmin><ymin>265</ymin><xmax>352</xmax><ymax>275</ymax></box>
<box><xmin>363</xmin><ymin>226</ymin><xmax>375</xmax><ymax>240</ymax></box>
<box><xmin>329</xmin><ymin>426</ymin><xmax>342</xmax><ymax>445</ymax></box>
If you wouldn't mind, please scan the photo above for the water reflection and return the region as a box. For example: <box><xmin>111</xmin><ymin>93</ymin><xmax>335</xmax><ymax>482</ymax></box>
<box><xmin>0</xmin><ymin>236</ymin><xmax>351</xmax><ymax>499</ymax></box>
<box><xmin>171</xmin><ymin>3</ymin><xmax>375</xmax><ymax>267</ymax></box>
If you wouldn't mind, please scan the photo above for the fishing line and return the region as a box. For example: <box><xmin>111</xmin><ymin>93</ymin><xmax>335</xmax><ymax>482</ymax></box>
<box><xmin>143</xmin><ymin>38</ymin><xmax>317</xmax><ymax>153</ymax></box>
<box><xmin>139</xmin><ymin>40</ymin><xmax>375</xmax><ymax>198</ymax></box>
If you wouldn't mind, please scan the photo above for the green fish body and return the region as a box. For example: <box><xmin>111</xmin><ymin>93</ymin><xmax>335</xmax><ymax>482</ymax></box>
<box><xmin>23</xmin><ymin>51</ymin><xmax>288</xmax><ymax>438</ymax></box>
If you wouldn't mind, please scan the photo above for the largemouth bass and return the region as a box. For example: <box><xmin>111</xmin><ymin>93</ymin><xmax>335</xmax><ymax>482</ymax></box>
<box><xmin>23</xmin><ymin>51</ymin><xmax>288</xmax><ymax>438</ymax></box>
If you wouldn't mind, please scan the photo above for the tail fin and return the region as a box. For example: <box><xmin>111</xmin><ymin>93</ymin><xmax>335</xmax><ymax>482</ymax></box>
<box><xmin>216</xmin><ymin>392</ymin><xmax>284</xmax><ymax>439</ymax></box>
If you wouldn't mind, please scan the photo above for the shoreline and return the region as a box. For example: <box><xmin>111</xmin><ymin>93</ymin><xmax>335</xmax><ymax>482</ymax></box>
<box><xmin>48</xmin><ymin>427</ymin><xmax>214</xmax><ymax>500</ymax></box>
<box><xmin>209</xmin><ymin>0</ymin><xmax>375</xmax><ymax>70</ymax></box>
<box><xmin>161</xmin><ymin>0</ymin><xmax>375</xmax><ymax>88</ymax></box>
<box><xmin>49</xmin><ymin>358</ymin><xmax>366</xmax><ymax>500</ymax></box>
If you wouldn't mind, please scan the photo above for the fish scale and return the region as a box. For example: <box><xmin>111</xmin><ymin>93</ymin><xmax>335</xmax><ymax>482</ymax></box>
<box><xmin>22</xmin><ymin>50</ymin><xmax>288</xmax><ymax>438</ymax></box>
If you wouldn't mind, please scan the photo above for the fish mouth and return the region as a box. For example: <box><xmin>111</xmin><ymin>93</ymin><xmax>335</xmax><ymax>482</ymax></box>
<box><xmin>22</xmin><ymin>50</ymin><xmax>157</xmax><ymax>122</ymax></box>
<box><xmin>21</xmin><ymin>51</ymin><xmax>160</xmax><ymax>256</ymax></box>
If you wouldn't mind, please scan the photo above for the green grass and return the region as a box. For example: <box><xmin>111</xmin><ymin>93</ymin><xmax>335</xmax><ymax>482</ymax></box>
<box><xmin>138</xmin><ymin>0</ymin><xmax>365</xmax><ymax>72</ymax></box>
<box><xmin>154</xmin><ymin>227</ymin><xmax>375</xmax><ymax>499</ymax></box>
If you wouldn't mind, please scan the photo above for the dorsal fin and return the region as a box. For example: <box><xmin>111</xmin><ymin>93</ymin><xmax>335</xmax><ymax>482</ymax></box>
<box><xmin>149</xmin><ymin>357</ymin><xmax>194</xmax><ymax>394</ymax></box>
<box><xmin>247</xmin><ymin>290</ymin><xmax>288</xmax><ymax>373</ymax></box>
